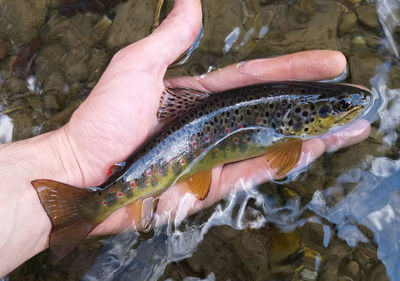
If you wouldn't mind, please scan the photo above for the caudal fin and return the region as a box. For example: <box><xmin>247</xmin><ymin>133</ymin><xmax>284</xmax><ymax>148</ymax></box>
<box><xmin>32</xmin><ymin>179</ymin><xmax>102</xmax><ymax>258</ymax></box>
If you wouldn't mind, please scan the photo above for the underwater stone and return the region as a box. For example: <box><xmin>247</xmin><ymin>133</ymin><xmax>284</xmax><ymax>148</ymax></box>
<box><xmin>0</xmin><ymin>0</ymin><xmax>47</xmax><ymax>46</ymax></box>
<box><xmin>356</xmin><ymin>5</ymin><xmax>380</xmax><ymax>31</ymax></box>
<box><xmin>106</xmin><ymin>0</ymin><xmax>157</xmax><ymax>49</ymax></box>
<box><xmin>13</xmin><ymin>38</ymin><xmax>41</xmax><ymax>79</ymax></box>
<box><xmin>0</xmin><ymin>41</ymin><xmax>6</xmax><ymax>59</ymax></box>
<box><xmin>4</xmin><ymin>77</ymin><xmax>27</xmax><ymax>94</ymax></box>
<box><xmin>338</xmin><ymin>11</ymin><xmax>357</xmax><ymax>36</ymax></box>
<box><xmin>346</xmin><ymin>261</ymin><xmax>360</xmax><ymax>277</ymax></box>
<box><xmin>43</xmin><ymin>92</ymin><xmax>64</xmax><ymax>111</ymax></box>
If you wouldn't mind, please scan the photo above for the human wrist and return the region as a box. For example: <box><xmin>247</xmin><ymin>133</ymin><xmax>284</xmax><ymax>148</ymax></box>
<box><xmin>0</xmin><ymin>128</ymin><xmax>82</xmax><ymax>276</ymax></box>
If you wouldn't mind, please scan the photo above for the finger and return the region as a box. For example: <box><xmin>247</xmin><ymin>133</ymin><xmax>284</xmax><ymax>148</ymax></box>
<box><xmin>166</xmin><ymin>50</ymin><xmax>347</xmax><ymax>92</ymax></box>
<box><xmin>321</xmin><ymin>119</ymin><xmax>371</xmax><ymax>152</ymax></box>
<box><xmin>108</xmin><ymin>0</ymin><xmax>202</xmax><ymax>73</ymax></box>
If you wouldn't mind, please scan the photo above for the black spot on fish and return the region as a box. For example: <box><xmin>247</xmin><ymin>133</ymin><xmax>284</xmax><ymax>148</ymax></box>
<box><xmin>304</xmin><ymin>128</ymin><xmax>309</xmax><ymax>132</ymax></box>
<box><xmin>293</xmin><ymin>123</ymin><xmax>302</xmax><ymax>131</ymax></box>
<box><xmin>271</xmin><ymin>122</ymin><xmax>276</xmax><ymax>129</ymax></box>
<box><xmin>310</xmin><ymin>104</ymin><xmax>315</xmax><ymax>110</ymax></box>
<box><xmin>302</xmin><ymin>111</ymin><xmax>308</xmax><ymax>117</ymax></box>
<box><xmin>234</xmin><ymin>109</ymin><xmax>239</xmax><ymax>115</ymax></box>
<box><xmin>246</xmin><ymin>109</ymin><xmax>251</xmax><ymax>115</ymax></box>
<box><xmin>310</xmin><ymin>117</ymin><xmax>315</xmax><ymax>122</ymax></box>
<box><xmin>253</xmin><ymin>105</ymin><xmax>258</xmax><ymax>110</ymax></box>
<box><xmin>319</xmin><ymin>106</ymin><xmax>330</xmax><ymax>118</ymax></box>
<box><xmin>269</xmin><ymin>103</ymin><xmax>274</xmax><ymax>109</ymax></box>
<box><xmin>295</xmin><ymin>108</ymin><xmax>301</xmax><ymax>113</ymax></box>
<box><xmin>265</xmin><ymin>111</ymin><xmax>270</xmax><ymax>117</ymax></box>
<box><xmin>288</xmin><ymin>119</ymin><xmax>293</xmax><ymax>126</ymax></box>
<box><xmin>276</xmin><ymin>112</ymin><xmax>281</xmax><ymax>118</ymax></box>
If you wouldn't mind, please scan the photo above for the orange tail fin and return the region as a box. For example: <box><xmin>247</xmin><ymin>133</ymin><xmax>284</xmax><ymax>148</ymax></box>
<box><xmin>32</xmin><ymin>179</ymin><xmax>102</xmax><ymax>258</ymax></box>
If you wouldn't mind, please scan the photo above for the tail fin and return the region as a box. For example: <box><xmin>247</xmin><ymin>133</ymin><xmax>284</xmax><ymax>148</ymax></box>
<box><xmin>32</xmin><ymin>179</ymin><xmax>102</xmax><ymax>258</ymax></box>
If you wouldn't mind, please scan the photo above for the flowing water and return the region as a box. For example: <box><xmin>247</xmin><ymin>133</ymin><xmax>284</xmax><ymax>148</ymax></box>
<box><xmin>1</xmin><ymin>0</ymin><xmax>400</xmax><ymax>280</ymax></box>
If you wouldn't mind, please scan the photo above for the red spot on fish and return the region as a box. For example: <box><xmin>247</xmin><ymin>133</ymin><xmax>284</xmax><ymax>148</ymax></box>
<box><xmin>147</xmin><ymin>179</ymin><xmax>150</xmax><ymax>185</ymax></box>
<box><xmin>226</xmin><ymin>147</ymin><xmax>230</xmax><ymax>151</ymax></box>
<box><xmin>181</xmin><ymin>159</ymin><xmax>185</xmax><ymax>164</ymax></box>
<box><xmin>103</xmin><ymin>201</ymin><xmax>108</xmax><ymax>206</ymax></box>
<box><xmin>257</xmin><ymin>119</ymin><xmax>262</xmax><ymax>123</ymax></box>
<box><xmin>131</xmin><ymin>182</ymin><xmax>136</xmax><ymax>188</ymax></box>
<box><xmin>243</xmin><ymin>141</ymin><xmax>247</xmax><ymax>145</ymax></box>
<box><xmin>238</xmin><ymin>125</ymin><xmax>242</xmax><ymax>129</ymax></box>
<box><xmin>193</xmin><ymin>142</ymin><xmax>197</xmax><ymax>147</ymax></box>
<box><xmin>234</xmin><ymin>138</ymin><xmax>239</xmax><ymax>143</ymax></box>
<box><xmin>194</xmin><ymin>155</ymin><xmax>197</xmax><ymax>159</ymax></box>
<box><xmin>225</xmin><ymin>129</ymin><xmax>230</xmax><ymax>133</ymax></box>
<box><xmin>147</xmin><ymin>170</ymin><xmax>152</xmax><ymax>176</ymax></box>
<box><xmin>110</xmin><ymin>188</ymin><xmax>115</xmax><ymax>193</ymax></box>
<box><xmin>117</xmin><ymin>192</ymin><xmax>123</xmax><ymax>197</ymax></box>
<box><xmin>205</xmin><ymin>136</ymin><xmax>210</xmax><ymax>141</ymax></box>
<box><xmin>215</xmin><ymin>149</ymin><xmax>219</xmax><ymax>153</ymax></box>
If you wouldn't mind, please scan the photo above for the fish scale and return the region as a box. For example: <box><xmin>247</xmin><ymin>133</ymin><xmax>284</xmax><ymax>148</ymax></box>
<box><xmin>32</xmin><ymin>81</ymin><xmax>373</xmax><ymax>258</ymax></box>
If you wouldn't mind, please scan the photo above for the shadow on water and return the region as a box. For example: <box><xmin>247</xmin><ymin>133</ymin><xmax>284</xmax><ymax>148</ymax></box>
<box><xmin>1</xmin><ymin>0</ymin><xmax>400</xmax><ymax>280</ymax></box>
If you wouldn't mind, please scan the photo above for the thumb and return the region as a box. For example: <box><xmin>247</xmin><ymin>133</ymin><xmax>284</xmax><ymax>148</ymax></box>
<box><xmin>110</xmin><ymin>0</ymin><xmax>202</xmax><ymax>72</ymax></box>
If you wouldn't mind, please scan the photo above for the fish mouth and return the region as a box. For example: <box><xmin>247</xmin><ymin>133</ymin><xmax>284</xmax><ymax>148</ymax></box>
<box><xmin>360</xmin><ymin>88</ymin><xmax>381</xmax><ymax>123</ymax></box>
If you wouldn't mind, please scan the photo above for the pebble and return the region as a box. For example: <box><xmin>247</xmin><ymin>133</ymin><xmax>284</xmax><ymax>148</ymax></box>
<box><xmin>0</xmin><ymin>40</ymin><xmax>6</xmax><ymax>59</ymax></box>
<box><xmin>356</xmin><ymin>5</ymin><xmax>380</xmax><ymax>31</ymax></box>
<box><xmin>338</xmin><ymin>11</ymin><xmax>357</xmax><ymax>36</ymax></box>
<box><xmin>346</xmin><ymin>261</ymin><xmax>360</xmax><ymax>276</ymax></box>
<box><xmin>338</xmin><ymin>276</ymin><xmax>353</xmax><ymax>281</ymax></box>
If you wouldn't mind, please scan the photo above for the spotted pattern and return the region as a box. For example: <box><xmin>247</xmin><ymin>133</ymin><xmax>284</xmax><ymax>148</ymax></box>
<box><xmin>97</xmin><ymin>82</ymin><xmax>370</xmax><ymax>210</ymax></box>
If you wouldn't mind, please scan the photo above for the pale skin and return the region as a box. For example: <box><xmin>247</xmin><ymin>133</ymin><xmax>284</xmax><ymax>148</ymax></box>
<box><xmin>0</xmin><ymin>0</ymin><xmax>371</xmax><ymax>277</ymax></box>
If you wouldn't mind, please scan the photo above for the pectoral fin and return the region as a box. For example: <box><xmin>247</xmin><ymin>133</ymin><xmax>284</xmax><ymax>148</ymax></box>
<box><xmin>158</xmin><ymin>87</ymin><xmax>210</xmax><ymax>120</ymax></box>
<box><xmin>182</xmin><ymin>170</ymin><xmax>212</xmax><ymax>200</ymax></box>
<box><xmin>265</xmin><ymin>138</ymin><xmax>302</xmax><ymax>177</ymax></box>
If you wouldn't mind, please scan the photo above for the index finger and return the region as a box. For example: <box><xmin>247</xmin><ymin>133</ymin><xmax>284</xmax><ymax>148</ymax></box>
<box><xmin>166</xmin><ymin>50</ymin><xmax>347</xmax><ymax>92</ymax></box>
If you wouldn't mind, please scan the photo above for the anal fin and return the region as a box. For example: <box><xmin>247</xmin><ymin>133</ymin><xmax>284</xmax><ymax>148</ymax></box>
<box><xmin>181</xmin><ymin>169</ymin><xmax>212</xmax><ymax>200</ymax></box>
<box><xmin>265</xmin><ymin>138</ymin><xmax>302</xmax><ymax>177</ymax></box>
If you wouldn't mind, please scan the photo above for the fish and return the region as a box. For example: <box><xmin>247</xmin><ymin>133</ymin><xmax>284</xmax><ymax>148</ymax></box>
<box><xmin>32</xmin><ymin>81</ymin><xmax>373</xmax><ymax>258</ymax></box>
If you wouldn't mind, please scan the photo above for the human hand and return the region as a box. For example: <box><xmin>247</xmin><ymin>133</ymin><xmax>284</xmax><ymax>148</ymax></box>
<box><xmin>0</xmin><ymin>0</ymin><xmax>372</xmax><ymax>276</ymax></box>
<box><xmin>52</xmin><ymin>0</ymin><xmax>368</xmax><ymax>235</ymax></box>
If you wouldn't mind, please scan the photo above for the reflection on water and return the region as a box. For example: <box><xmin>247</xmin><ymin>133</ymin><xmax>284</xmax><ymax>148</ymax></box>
<box><xmin>1</xmin><ymin>0</ymin><xmax>400</xmax><ymax>280</ymax></box>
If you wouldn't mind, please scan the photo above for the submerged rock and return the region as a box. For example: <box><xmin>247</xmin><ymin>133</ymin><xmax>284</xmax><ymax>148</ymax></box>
<box><xmin>338</xmin><ymin>11</ymin><xmax>357</xmax><ymax>36</ymax></box>
<box><xmin>13</xmin><ymin>38</ymin><xmax>41</xmax><ymax>79</ymax></box>
<box><xmin>106</xmin><ymin>0</ymin><xmax>158</xmax><ymax>49</ymax></box>
<box><xmin>0</xmin><ymin>0</ymin><xmax>47</xmax><ymax>46</ymax></box>
<box><xmin>355</xmin><ymin>4</ymin><xmax>380</xmax><ymax>31</ymax></box>
<box><xmin>0</xmin><ymin>41</ymin><xmax>6</xmax><ymax>59</ymax></box>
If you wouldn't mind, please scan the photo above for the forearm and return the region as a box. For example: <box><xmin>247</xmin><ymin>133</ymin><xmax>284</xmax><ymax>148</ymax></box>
<box><xmin>0</xmin><ymin>129</ymin><xmax>78</xmax><ymax>277</ymax></box>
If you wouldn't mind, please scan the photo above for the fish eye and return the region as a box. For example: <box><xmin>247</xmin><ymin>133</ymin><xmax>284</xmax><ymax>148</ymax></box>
<box><xmin>335</xmin><ymin>97</ymin><xmax>353</xmax><ymax>112</ymax></box>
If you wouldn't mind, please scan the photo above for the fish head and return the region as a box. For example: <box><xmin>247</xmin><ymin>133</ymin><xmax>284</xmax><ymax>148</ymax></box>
<box><xmin>284</xmin><ymin>85</ymin><xmax>373</xmax><ymax>137</ymax></box>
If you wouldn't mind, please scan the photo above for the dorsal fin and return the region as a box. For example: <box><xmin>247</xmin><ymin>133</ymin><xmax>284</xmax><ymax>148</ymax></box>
<box><xmin>158</xmin><ymin>87</ymin><xmax>211</xmax><ymax>120</ymax></box>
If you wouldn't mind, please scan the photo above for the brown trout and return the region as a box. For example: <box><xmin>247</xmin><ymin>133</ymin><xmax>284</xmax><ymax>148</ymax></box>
<box><xmin>32</xmin><ymin>81</ymin><xmax>373</xmax><ymax>258</ymax></box>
